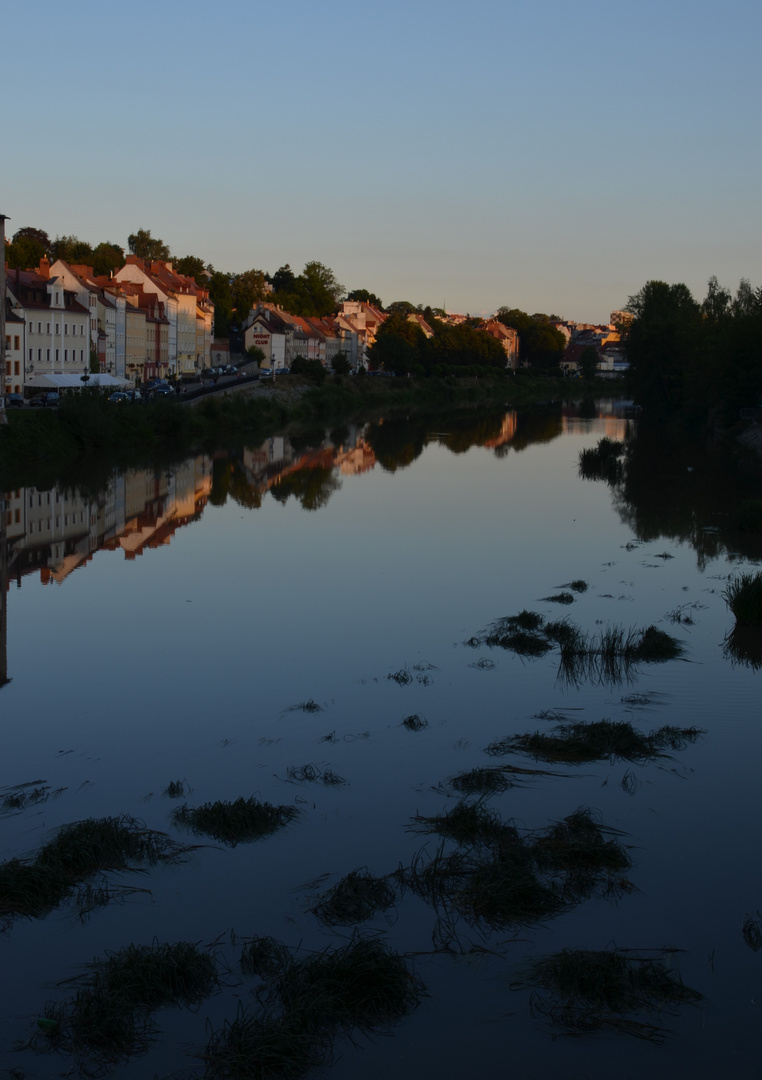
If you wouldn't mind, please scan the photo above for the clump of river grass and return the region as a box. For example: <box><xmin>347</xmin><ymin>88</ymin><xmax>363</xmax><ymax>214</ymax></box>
<box><xmin>163</xmin><ymin>779</ymin><xmax>187</xmax><ymax>799</ymax></box>
<box><xmin>402</xmin><ymin>714</ymin><xmax>429</xmax><ymax>731</ymax></box>
<box><xmin>286</xmin><ymin>763</ymin><xmax>347</xmax><ymax>785</ymax></box>
<box><xmin>1</xmin><ymin>781</ymin><xmax>64</xmax><ymax>813</ymax></box>
<box><xmin>401</xmin><ymin>807</ymin><xmax>632</xmax><ymax>939</ymax></box>
<box><xmin>742</xmin><ymin>912</ymin><xmax>762</xmax><ymax>951</ymax></box>
<box><xmin>171</xmin><ymin>797</ymin><xmax>299</xmax><ymax>846</ymax></box>
<box><xmin>387</xmin><ymin>667</ymin><xmax>414</xmax><ymax>685</ymax></box>
<box><xmin>723</xmin><ymin>625</ymin><xmax>762</xmax><ymax>670</ymax></box>
<box><xmin>240</xmin><ymin>936</ymin><xmax>292</xmax><ymax>977</ymax></box>
<box><xmin>723</xmin><ymin>571</ymin><xmax>762</xmax><ymax>626</ymax></box>
<box><xmin>37</xmin><ymin>940</ymin><xmax>218</xmax><ymax>1066</ymax></box>
<box><xmin>286</xmin><ymin>699</ymin><xmax>323</xmax><ymax>713</ymax></box>
<box><xmin>542</xmin><ymin>592</ymin><xmax>575</xmax><ymax>605</ymax></box>
<box><xmin>485</xmin><ymin>719</ymin><xmax>703</xmax><ymax>765</ymax></box>
<box><xmin>204</xmin><ymin>935</ymin><xmax>425</xmax><ymax>1078</ymax></box>
<box><xmin>0</xmin><ymin>815</ymin><xmax>187</xmax><ymax>926</ymax></box>
<box><xmin>578</xmin><ymin>438</ymin><xmax>625</xmax><ymax>483</ymax></box>
<box><xmin>513</xmin><ymin>947</ymin><xmax>703</xmax><ymax>1041</ymax></box>
<box><xmin>310</xmin><ymin>868</ymin><xmax>396</xmax><ymax>925</ymax></box>
<box><xmin>473</xmin><ymin>611</ymin><xmax>683</xmax><ymax>685</ymax></box>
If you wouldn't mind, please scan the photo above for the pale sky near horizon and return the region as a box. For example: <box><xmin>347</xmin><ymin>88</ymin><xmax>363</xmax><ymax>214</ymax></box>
<box><xmin>2</xmin><ymin>0</ymin><xmax>760</xmax><ymax>323</ymax></box>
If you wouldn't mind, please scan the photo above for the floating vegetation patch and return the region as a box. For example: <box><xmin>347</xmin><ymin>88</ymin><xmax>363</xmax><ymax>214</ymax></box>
<box><xmin>204</xmin><ymin>935</ymin><xmax>424</xmax><ymax>1079</ymax></box>
<box><xmin>319</xmin><ymin>730</ymin><xmax>337</xmax><ymax>743</ymax></box>
<box><xmin>469</xmin><ymin>657</ymin><xmax>496</xmax><ymax>670</ymax></box>
<box><xmin>723</xmin><ymin>571</ymin><xmax>762</xmax><ymax>627</ymax></box>
<box><xmin>240</xmin><ymin>936</ymin><xmax>291</xmax><ymax>977</ymax></box>
<box><xmin>1</xmin><ymin>780</ymin><xmax>65</xmax><ymax>814</ymax></box>
<box><xmin>665</xmin><ymin>602</ymin><xmax>705</xmax><ymax>625</ymax></box>
<box><xmin>0</xmin><ymin>815</ymin><xmax>187</xmax><ymax>926</ymax></box>
<box><xmin>542</xmin><ymin>592</ymin><xmax>575</xmax><ymax>605</ymax></box>
<box><xmin>485</xmin><ymin>719</ymin><xmax>702</xmax><ymax>765</ymax></box>
<box><xmin>285</xmin><ymin>698</ymin><xmax>323</xmax><ymax>713</ymax></box>
<box><xmin>412</xmin><ymin>800</ymin><xmax>519</xmax><ymax>848</ymax></box>
<box><xmin>742</xmin><ymin>912</ymin><xmax>762</xmax><ymax>952</ymax></box>
<box><xmin>286</xmin><ymin>763</ymin><xmax>347</xmax><ymax>786</ymax></box>
<box><xmin>412</xmin><ymin>661</ymin><xmax>438</xmax><ymax>672</ymax></box>
<box><xmin>401</xmin><ymin>807</ymin><xmax>632</xmax><ymax>940</ymax></box>
<box><xmin>578</xmin><ymin>438</ymin><xmax>625</xmax><ymax>483</ymax></box>
<box><xmin>387</xmin><ymin>668</ymin><xmax>413</xmax><ymax>686</ymax></box>
<box><xmin>36</xmin><ymin>940</ymin><xmax>218</xmax><ymax>1067</ymax></box>
<box><xmin>472</xmin><ymin>612</ymin><xmax>683</xmax><ymax>685</ymax></box>
<box><xmin>513</xmin><ymin>947</ymin><xmax>702</xmax><ymax>1042</ymax></box>
<box><xmin>402</xmin><ymin>714</ymin><xmax>429</xmax><ymax>731</ymax></box>
<box><xmin>310</xmin><ymin>868</ymin><xmax>396</xmax><ymax>925</ymax></box>
<box><xmin>171</xmin><ymin>797</ymin><xmax>299</xmax><ymax>847</ymax></box>
<box><xmin>448</xmin><ymin>766</ymin><xmax>516</xmax><ymax>795</ymax></box>
<box><xmin>568</xmin><ymin>580</ymin><xmax>588</xmax><ymax>593</ymax></box>
<box><xmin>163</xmin><ymin>779</ymin><xmax>187</xmax><ymax>799</ymax></box>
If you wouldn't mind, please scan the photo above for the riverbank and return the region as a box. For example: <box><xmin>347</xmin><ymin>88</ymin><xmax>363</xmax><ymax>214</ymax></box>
<box><xmin>0</xmin><ymin>372</ymin><xmax>598</xmax><ymax>490</ymax></box>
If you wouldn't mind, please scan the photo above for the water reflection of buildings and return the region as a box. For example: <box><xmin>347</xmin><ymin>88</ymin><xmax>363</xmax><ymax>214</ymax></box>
<box><xmin>2</xmin><ymin>458</ymin><xmax>212</xmax><ymax>589</ymax></box>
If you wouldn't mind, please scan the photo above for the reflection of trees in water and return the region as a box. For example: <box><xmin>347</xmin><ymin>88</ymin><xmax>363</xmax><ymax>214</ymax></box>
<box><xmin>607</xmin><ymin>422</ymin><xmax>762</xmax><ymax>569</ymax></box>
<box><xmin>270</xmin><ymin>467</ymin><xmax>341</xmax><ymax>512</ymax></box>
<box><xmin>502</xmin><ymin>405</ymin><xmax>564</xmax><ymax>454</ymax></box>
<box><xmin>364</xmin><ymin>418</ymin><xmax>427</xmax><ymax>473</ymax></box>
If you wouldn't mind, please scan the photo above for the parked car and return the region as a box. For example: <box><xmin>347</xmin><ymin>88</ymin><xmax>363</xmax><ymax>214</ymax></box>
<box><xmin>259</xmin><ymin>368</ymin><xmax>273</xmax><ymax>379</ymax></box>
<box><xmin>125</xmin><ymin>389</ymin><xmax>142</xmax><ymax>403</ymax></box>
<box><xmin>5</xmin><ymin>393</ymin><xmax>23</xmax><ymax>408</ymax></box>
<box><xmin>29</xmin><ymin>392</ymin><xmax>60</xmax><ymax>407</ymax></box>
<box><xmin>108</xmin><ymin>392</ymin><xmax>129</xmax><ymax>404</ymax></box>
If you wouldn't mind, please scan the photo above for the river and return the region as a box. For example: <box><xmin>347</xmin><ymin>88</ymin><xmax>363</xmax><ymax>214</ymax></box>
<box><xmin>1</xmin><ymin>399</ymin><xmax>760</xmax><ymax>1079</ymax></box>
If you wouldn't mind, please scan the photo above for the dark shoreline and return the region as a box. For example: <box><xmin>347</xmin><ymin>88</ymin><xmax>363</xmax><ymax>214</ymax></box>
<box><xmin>0</xmin><ymin>373</ymin><xmax>595</xmax><ymax>491</ymax></box>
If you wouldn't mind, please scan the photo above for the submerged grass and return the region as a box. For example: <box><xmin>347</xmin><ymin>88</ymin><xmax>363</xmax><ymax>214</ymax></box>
<box><xmin>240</xmin><ymin>936</ymin><xmax>292</xmax><ymax>978</ymax></box>
<box><xmin>0</xmin><ymin>815</ymin><xmax>186</xmax><ymax>925</ymax></box>
<box><xmin>204</xmin><ymin>935</ymin><xmax>424</xmax><ymax>1079</ymax></box>
<box><xmin>742</xmin><ymin>912</ymin><xmax>762</xmax><ymax>951</ymax></box>
<box><xmin>723</xmin><ymin>571</ymin><xmax>762</xmax><ymax>626</ymax></box>
<box><xmin>39</xmin><ymin>941</ymin><xmax>217</xmax><ymax>1065</ymax></box>
<box><xmin>171</xmin><ymin>797</ymin><xmax>299</xmax><ymax>846</ymax></box>
<box><xmin>513</xmin><ymin>947</ymin><xmax>702</xmax><ymax>1041</ymax></box>
<box><xmin>542</xmin><ymin>592</ymin><xmax>575</xmax><ymax>605</ymax></box>
<box><xmin>402</xmin><ymin>807</ymin><xmax>632</xmax><ymax>937</ymax></box>
<box><xmin>578</xmin><ymin>438</ymin><xmax>625</xmax><ymax>483</ymax></box>
<box><xmin>310</xmin><ymin>868</ymin><xmax>396</xmax><ymax>925</ymax></box>
<box><xmin>485</xmin><ymin>719</ymin><xmax>703</xmax><ymax>764</ymax></box>
<box><xmin>402</xmin><ymin>714</ymin><xmax>429</xmax><ymax>731</ymax></box>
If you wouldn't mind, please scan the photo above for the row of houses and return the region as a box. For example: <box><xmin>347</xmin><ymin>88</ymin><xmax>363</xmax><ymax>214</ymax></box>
<box><xmin>557</xmin><ymin>313</ymin><xmax>631</xmax><ymax>377</ymax></box>
<box><xmin>3</xmin><ymin>255</ymin><xmax>214</xmax><ymax>394</ymax></box>
<box><xmin>242</xmin><ymin>302</ymin><xmax>521</xmax><ymax>371</ymax></box>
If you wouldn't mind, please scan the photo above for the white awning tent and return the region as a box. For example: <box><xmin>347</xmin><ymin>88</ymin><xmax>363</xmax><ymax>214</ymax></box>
<box><xmin>26</xmin><ymin>374</ymin><xmax>131</xmax><ymax>390</ymax></box>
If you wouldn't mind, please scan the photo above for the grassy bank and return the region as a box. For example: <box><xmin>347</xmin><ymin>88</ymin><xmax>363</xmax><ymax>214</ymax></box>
<box><xmin>0</xmin><ymin>372</ymin><xmax>590</xmax><ymax>489</ymax></box>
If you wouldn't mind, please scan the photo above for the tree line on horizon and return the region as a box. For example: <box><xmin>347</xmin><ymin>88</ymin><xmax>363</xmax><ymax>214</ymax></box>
<box><xmin>5</xmin><ymin>225</ymin><xmax>567</xmax><ymax>373</ymax></box>
<box><xmin>623</xmin><ymin>276</ymin><xmax>762</xmax><ymax>422</ymax></box>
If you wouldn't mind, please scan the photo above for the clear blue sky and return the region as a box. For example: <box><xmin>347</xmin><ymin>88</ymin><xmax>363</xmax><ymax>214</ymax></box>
<box><xmin>3</xmin><ymin>0</ymin><xmax>760</xmax><ymax>322</ymax></box>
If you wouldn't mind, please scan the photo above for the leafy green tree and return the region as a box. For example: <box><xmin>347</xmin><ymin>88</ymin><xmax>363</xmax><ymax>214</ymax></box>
<box><xmin>578</xmin><ymin>345</ymin><xmax>600</xmax><ymax>380</ymax></box>
<box><xmin>496</xmin><ymin>307</ymin><xmax>565</xmax><ymax>369</ymax></box>
<box><xmin>174</xmin><ymin>255</ymin><xmax>208</xmax><ymax>284</ymax></box>
<box><xmin>127</xmin><ymin>228</ymin><xmax>171</xmax><ymax>262</ymax></box>
<box><xmin>91</xmin><ymin>242</ymin><xmax>124</xmax><ymax>276</ymax></box>
<box><xmin>13</xmin><ymin>226</ymin><xmax>50</xmax><ymax>250</ymax></box>
<box><xmin>270</xmin><ymin>264</ymin><xmax>296</xmax><ymax>293</ymax></box>
<box><xmin>231</xmin><ymin>269</ymin><xmax>268</xmax><ymax>324</ymax></box>
<box><xmin>5</xmin><ymin>233</ymin><xmax>48</xmax><ymax>269</ymax></box>
<box><xmin>50</xmin><ymin>235</ymin><xmax>95</xmax><ymax>265</ymax></box>
<box><xmin>385</xmin><ymin>300</ymin><xmax>419</xmax><ymax>316</ymax></box>
<box><xmin>624</xmin><ymin>280</ymin><xmax>702</xmax><ymax>413</ymax></box>
<box><xmin>207</xmin><ymin>270</ymin><xmax>233</xmax><ymax>337</ymax></box>
<box><xmin>346</xmin><ymin>289</ymin><xmax>383</xmax><ymax>309</ymax></box>
<box><xmin>331</xmin><ymin>351</ymin><xmax>351</xmax><ymax>375</ymax></box>
<box><xmin>290</xmin><ymin>355</ymin><xmax>327</xmax><ymax>385</ymax></box>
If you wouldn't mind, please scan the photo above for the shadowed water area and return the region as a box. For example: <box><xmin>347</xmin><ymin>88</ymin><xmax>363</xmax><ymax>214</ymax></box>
<box><xmin>1</xmin><ymin>399</ymin><xmax>760</xmax><ymax>1078</ymax></box>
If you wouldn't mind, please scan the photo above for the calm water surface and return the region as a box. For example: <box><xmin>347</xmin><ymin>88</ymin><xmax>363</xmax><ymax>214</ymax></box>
<box><xmin>1</xmin><ymin>401</ymin><xmax>760</xmax><ymax>1079</ymax></box>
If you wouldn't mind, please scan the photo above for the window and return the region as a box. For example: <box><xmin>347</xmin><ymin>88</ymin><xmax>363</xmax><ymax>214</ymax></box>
<box><xmin>14</xmin><ymin>362</ymin><xmax>19</xmax><ymax>376</ymax></box>
<box><xmin>14</xmin><ymin>335</ymin><xmax>20</xmax><ymax>349</ymax></box>
<box><xmin>55</xmin><ymin>349</ymin><xmax>59</xmax><ymax>364</ymax></box>
<box><xmin>28</xmin><ymin>348</ymin><xmax>33</xmax><ymax>363</ymax></box>
<box><xmin>64</xmin><ymin>324</ymin><xmax>68</xmax><ymax>335</ymax></box>
<box><xmin>80</xmin><ymin>350</ymin><xmax>85</xmax><ymax>363</ymax></box>
<box><xmin>64</xmin><ymin>350</ymin><xmax>68</xmax><ymax>363</ymax></box>
<box><xmin>55</xmin><ymin>323</ymin><xmax>60</xmax><ymax>335</ymax></box>
<box><xmin>15</xmin><ymin>509</ymin><xmax>20</xmax><ymax>524</ymax></box>
<box><xmin>80</xmin><ymin>325</ymin><xmax>85</xmax><ymax>336</ymax></box>
<box><xmin>37</xmin><ymin>349</ymin><xmax>42</xmax><ymax>363</ymax></box>
<box><xmin>38</xmin><ymin>322</ymin><xmax>42</xmax><ymax>334</ymax></box>
<box><xmin>46</xmin><ymin>323</ymin><xmax>50</xmax><ymax>334</ymax></box>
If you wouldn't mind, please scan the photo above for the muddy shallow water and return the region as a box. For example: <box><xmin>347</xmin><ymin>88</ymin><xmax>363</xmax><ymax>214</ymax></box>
<box><xmin>1</xmin><ymin>400</ymin><xmax>760</xmax><ymax>1079</ymax></box>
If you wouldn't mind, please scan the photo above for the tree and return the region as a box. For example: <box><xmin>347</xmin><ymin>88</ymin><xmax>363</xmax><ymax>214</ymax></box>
<box><xmin>231</xmin><ymin>269</ymin><xmax>268</xmax><ymax>323</ymax></box>
<box><xmin>127</xmin><ymin>228</ymin><xmax>171</xmax><ymax>263</ymax></box>
<box><xmin>13</xmin><ymin>226</ymin><xmax>51</xmax><ymax>250</ymax></box>
<box><xmin>496</xmin><ymin>307</ymin><xmax>565</xmax><ymax>369</ymax></box>
<box><xmin>208</xmin><ymin>270</ymin><xmax>233</xmax><ymax>338</ymax></box>
<box><xmin>174</xmin><ymin>255</ymin><xmax>208</xmax><ymax>285</ymax></box>
<box><xmin>270</xmin><ymin>264</ymin><xmax>296</xmax><ymax>293</ymax></box>
<box><xmin>290</xmin><ymin>355</ymin><xmax>327</xmax><ymax>385</ymax></box>
<box><xmin>50</xmin><ymin>235</ymin><xmax>95</xmax><ymax>264</ymax></box>
<box><xmin>624</xmin><ymin>280</ymin><xmax>701</xmax><ymax>412</ymax></box>
<box><xmin>346</xmin><ymin>289</ymin><xmax>383</xmax><ymax>310</ymax></box>
<box><xmin>578</xmin><ymin>345</ymin><xmax>600</xmax><ymax>381</ymax></box>
<box><xmin>331</xmin><ymin>351</ymin><xmax>351</xmax><ymax>375</ymax></box>
<box><xmin>5</xmin><ymin>233</ymin><xmax>48</xmax><ymax>269</ymax></box>
<box><xmin>91</xmin><ymin>242</ymin><xmax>124</xmax><ymax>276</ymax></box>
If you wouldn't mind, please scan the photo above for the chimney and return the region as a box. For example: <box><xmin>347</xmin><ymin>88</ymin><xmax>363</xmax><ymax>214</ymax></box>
<box><xmin>38</xmin><ymin>257</ymin><xmax>50</xmax><ymax>279</ymax></box>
